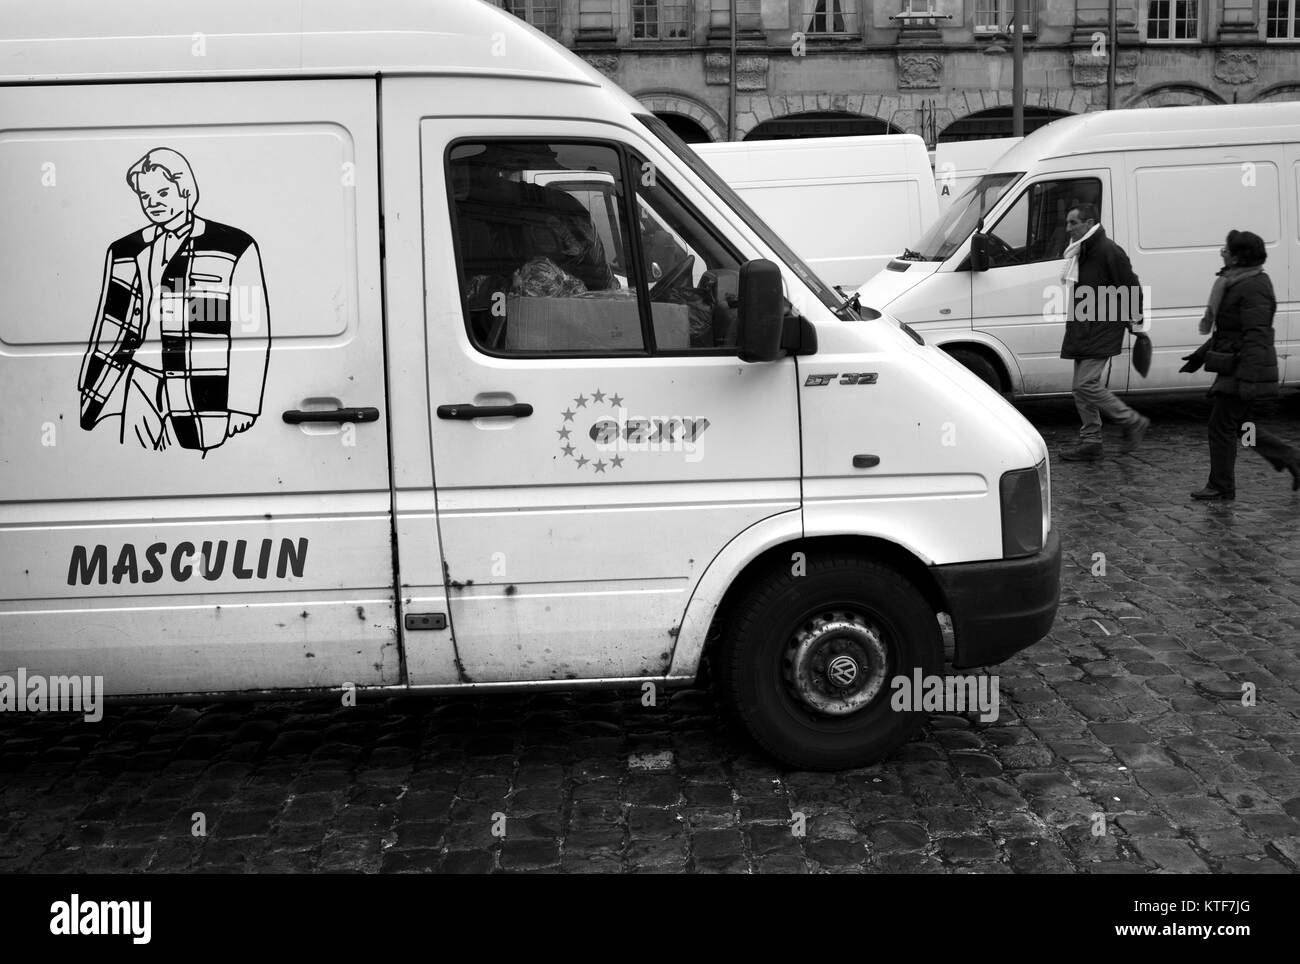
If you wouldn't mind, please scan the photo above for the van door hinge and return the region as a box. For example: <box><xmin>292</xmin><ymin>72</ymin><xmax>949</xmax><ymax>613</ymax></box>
<box><xmin>404</xmin><ymin>613</ymin><xmax>447</xmax><ymax>631</ymax></box>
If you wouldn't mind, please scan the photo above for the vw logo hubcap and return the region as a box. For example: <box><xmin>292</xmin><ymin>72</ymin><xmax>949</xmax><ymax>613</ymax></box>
<box><xmin>827</xmin><ymin>654</ymin><xmax>859</xmax><ymax>688</ymax></box>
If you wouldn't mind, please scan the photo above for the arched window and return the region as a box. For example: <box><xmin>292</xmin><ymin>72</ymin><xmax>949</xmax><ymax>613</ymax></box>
<box><xmin>939</xmin><ymin>107</ymin><xmax>1070</xmax><ymax>142</ymax></box>
<box><xmin>746</xmin><ymin>112</ymin><xmax>900</xmax><ymax>140</ymax></box>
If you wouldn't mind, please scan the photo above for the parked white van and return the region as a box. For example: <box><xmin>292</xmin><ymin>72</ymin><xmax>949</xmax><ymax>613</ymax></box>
<box><xmin>933</xmin><ymin>137</ymin><xmax>1023</xmax><ymax>216</ymax></box>
<box><xmin>0</xmin><ymin>0</ymin><xmax>1058</xmax><ymax>769</ymax></box>
<box><xmin>856</xmin><ymin>104</ymin><xmax>1300</xmax><ymax>398</ymax></box>
<box><xmin>693</xmin><ymin>135</ymin><xmax>939</xmax><ymax>292</ymax></box>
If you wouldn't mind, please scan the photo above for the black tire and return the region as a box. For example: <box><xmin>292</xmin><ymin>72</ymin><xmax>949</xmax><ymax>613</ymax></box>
<box><xmin>947</xmin><ymin>348</ymin><xmax>1004</xmax><ymax>395</ymax></box>
<box><xmin>716</xmin><ymin>555</ymin><xmax>942</xmax><ymax>770</ymax></box>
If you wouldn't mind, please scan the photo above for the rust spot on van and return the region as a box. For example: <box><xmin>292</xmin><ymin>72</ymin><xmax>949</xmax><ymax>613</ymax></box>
<box><xmin>264</xmin><ymin>513</ymin><xmax>272</xmax><ymax>520</ymax></box>
<box><xmin>504</xmin><ymin>584</ymin><xmax>517</xmax><ymax>596</ymax></box>
<box><xmin>305</xmin><ymin>652</ymin><xmax>316</xmax><ymax>658</ymax></box>
<box><xmin>300</xmin><ymin>610</ymin><xmax>309</xmax><ymax>619</ymax></box>
<box><xmin>356</xmin><ymin>606</ymin><xmax>366</xmax><ymax>621</ymax></box>
<box><xmin>448</xmin><ymin>579</ymin><xmax>474</xmax><ymax>591</ymax></box>
<box><xmin>668</xmin><ymin>626</ymin><xmax>680</xmax><ymax>638</ymax></box>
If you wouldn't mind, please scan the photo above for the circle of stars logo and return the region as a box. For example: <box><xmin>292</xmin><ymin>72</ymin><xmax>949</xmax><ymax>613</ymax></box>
<box><xmin>557</xmin><ymin>388</ymin><xmax>626</xmax><ymax>474</ymax></box>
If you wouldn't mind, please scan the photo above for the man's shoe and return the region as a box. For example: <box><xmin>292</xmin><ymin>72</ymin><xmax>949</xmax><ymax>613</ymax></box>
<box><xmin>1060</xmin><ymin>443</ymin><xmax>1104</xmax><ymax>462</ymax></box>
<box><xmin>1120</xmin><ymin>414</ymin><xmax>1150</xmax><ymax>453</ymax></box>
<box><xmin>1190</xmin><ymin>486</ymin><xmax>1235</xmax><ymax>501</ymax></box>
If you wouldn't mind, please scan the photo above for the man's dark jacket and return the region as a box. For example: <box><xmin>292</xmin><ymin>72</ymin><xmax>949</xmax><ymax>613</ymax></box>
<box><xmin>1060</xmin><ymin>226</ymin><xmax>1142</xmax><ymax>360</ymax></box>
<box><xmin>1201</xmin><ymin>272</ymin><xmax>1280</xmax><ymax>400</ymax></box>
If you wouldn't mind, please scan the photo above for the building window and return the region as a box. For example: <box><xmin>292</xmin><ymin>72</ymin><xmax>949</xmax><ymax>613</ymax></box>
<box><xmin>505</xmin><ymin>0</ymin><xmax>560</xmax><ymax>40</ymax></box>
<box><xmin>803</xmin><ymin>0</ymin><xmax>859</xmax><ymax>35</ymax></box>
<box><xmin>633</xmin><ymin>1</ymin><xmax>693</xmax><ymax>40</ymax></box>
<box><xmin>974</xmin><ymin>0</ymin><xmax>1037</xmax><ymax>34</ymax></box>
<box><xmin>1146</xmin><ymin>1</ymin><xmax>1200</xmax><ymax>41</ymax></box>
<box><xmin>1265</xmin><ymin>0</ymin><xmax>1300</xmax><ymax>39</ymax></box>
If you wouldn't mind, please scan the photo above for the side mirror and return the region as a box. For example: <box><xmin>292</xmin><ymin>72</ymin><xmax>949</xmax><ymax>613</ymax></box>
<box><xmin>736</xmin><ymin>259</ymin><xmax>784</xmax><ymax>363</ymax></box>
<box><xmin>969</xmin><ymin>232</ymin><xmax>990</xmax><ymax>272</ymax></box>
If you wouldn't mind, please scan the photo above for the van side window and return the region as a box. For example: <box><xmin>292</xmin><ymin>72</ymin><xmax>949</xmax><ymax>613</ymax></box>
<box><xmin>632</xmin><ymin>155</ymin><xmax>743</xmax><ymax>350</ymax></box>
<box><xmin>448</xmin><ymin>141</ymin><xmax>644</xmax><ymax>353</ymax></box>
<box><xmin>986</xmin><ymin>178</ymin><xmax>1103</xmax><ymax>267</ymax></box>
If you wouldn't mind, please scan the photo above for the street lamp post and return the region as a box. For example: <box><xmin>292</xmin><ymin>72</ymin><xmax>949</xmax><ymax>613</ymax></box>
<box><xmin>983</xmin><ymin>3</ymin><xmax>1024</xmax><ymax>137</ymax></box>
<box><xmin>728</xmin><ymin>0</ymin><xmax>737</xmax><ymax>140</ymax></box>
<box><xmin>1011</xmin><ymin>0</ymin><xmax>1023</xmax><ymax>136</ymax></box>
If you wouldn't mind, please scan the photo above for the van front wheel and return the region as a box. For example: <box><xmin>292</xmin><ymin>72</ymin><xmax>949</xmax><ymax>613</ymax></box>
<box><xmin>718</xmin><ymin>557</ymin><xmax>942</xmax><ymax>770</ymax></box>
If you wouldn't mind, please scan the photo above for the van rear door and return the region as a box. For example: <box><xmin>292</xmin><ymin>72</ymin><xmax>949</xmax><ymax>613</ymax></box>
<box><xmin>1280</xmin><ymin>142</ymin><xmax>1300</xmax><ymax>384</ymax></box>
<box><xmin>0</xmin><ymin>80</ymin><xmax>398</xmax><ymax>695</ymax></box>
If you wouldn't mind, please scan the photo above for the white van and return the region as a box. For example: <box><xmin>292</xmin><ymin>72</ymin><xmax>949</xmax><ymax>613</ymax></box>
<box><xmin>693</xmin><ymin>135</ymin><xmax>939</xmax><ymax>292</ymax></box>
<box><xmin>933</xmin><ymin>137</ymin><xmax>1023</xmax><ymax>216</ymax></box>
<box><xmin>856</xmin><ymin>104</ymin><xmax>1300</xmax><ymax>397</ymax></box>
<box><xmin>0</xmin><ymin>0</ymin><xmax>1058</xmax><ymax>770</ymax></box>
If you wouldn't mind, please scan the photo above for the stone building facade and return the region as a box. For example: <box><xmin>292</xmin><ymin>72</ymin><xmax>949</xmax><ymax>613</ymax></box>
<box><xmin>491</xmin><ymin>1</ymin><xmax>1300</xmax><ymax>142</ymax></box>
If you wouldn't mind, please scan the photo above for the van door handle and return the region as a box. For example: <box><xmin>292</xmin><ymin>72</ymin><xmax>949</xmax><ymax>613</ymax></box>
<box><xmin>282</xmin><ymin>407</ymin><xmax>380</xmax><ymax>424</ymax></box>
<box><xmin>437</xmin><ymin>403</ymin><xmax>533</xmax><ymax>420</ymax></box>
<box><xmin>853</xmin><ymin>454</ymin><xmax>881</xmax><ymax>468</ymax></box>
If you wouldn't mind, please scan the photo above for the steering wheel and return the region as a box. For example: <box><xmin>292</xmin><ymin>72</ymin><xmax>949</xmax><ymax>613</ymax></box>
<box><xmin>986</xmin><ymin>234</ymin><xmax>1023</xmax><ymax>265</ymax></box>
<box><xmin>650</xmin><ymin>255</ymin><xmax>695</xmax><ymax>300</ymax></box>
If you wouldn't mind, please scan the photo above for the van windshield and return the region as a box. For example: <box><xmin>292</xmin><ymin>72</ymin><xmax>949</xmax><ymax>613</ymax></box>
<box><xmin>909</xmin><ymin>172</ymin><xmax>1022</xmax><ymax>262</ymax></box>
<box><xmin>636</xmin><ymin>114</ymin><xmax>844</xmax><ymax>314</ymax></box>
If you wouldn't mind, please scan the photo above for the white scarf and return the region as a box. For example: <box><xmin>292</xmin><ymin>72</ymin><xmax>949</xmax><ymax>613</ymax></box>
<box><xmin>1060</xmin><ymin>223</ymin><xmax>1100</xmax><ymax>285</ymax></box>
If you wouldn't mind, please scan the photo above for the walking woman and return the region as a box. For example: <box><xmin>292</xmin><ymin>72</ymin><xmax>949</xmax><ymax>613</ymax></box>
<box><xmin>1183</xmin><ymin>230</ymin><xmax>1300</xmax><ymax>500</ymax></box>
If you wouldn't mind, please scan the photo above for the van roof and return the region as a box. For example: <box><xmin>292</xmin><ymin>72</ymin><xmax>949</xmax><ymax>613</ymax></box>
<box><xmin>0</xmin><ymin>0</ymin><xmax>603</xmax><ymax>88</ymax></box>
<box><xmin>995</xmin><ymin>102</ymin><xmax>1300</xmax><ymax>169</ymax></box>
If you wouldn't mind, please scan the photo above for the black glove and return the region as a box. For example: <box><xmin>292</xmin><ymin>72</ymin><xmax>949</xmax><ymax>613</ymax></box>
<box><xmin>1181</xmin><ymin>338</ymin><xmax>1211</xmax><ymax>374</ymax></box>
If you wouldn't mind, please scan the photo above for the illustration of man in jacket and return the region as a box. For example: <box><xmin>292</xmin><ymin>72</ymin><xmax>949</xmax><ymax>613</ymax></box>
<box><xmin>1057</xmin><ymin>203</ymin><xmax>1150</xmax><ymax>461</ymax></box>
<box><xmin>78</xmin><ymin>148</ymin><xmax>270</xmax><ymax>453</ymax></box>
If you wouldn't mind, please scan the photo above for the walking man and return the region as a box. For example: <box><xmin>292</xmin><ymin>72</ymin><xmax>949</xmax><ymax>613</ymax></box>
<box><xmin>1058</xmin><ymin>203</ymin><xmax>1150</xmax><ymax>461</ymax></box>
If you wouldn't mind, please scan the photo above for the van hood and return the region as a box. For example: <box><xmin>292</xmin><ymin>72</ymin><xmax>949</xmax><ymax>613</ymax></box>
<box><xmin>896</xmin><ymin>316</ymin><xmax>1046</xmax><ymax>463</ymax></box>
<box><xmin>853</xmin><ymin>260</ymin><xmax>939</xmax><ymax>310</ymax></box>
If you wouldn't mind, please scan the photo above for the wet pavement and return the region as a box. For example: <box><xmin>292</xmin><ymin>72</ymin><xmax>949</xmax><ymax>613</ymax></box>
<box><xmin>2</xmin><ymin>394</ymin><xmax>1299</xmax><ymax>873</ymax></box>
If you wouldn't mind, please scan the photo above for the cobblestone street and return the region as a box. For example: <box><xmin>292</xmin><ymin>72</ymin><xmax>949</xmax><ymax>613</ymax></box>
<box><xmin>2</xmin><ymin>395</ymin><xmax>1299</xmax><ymax>874</ymax></box>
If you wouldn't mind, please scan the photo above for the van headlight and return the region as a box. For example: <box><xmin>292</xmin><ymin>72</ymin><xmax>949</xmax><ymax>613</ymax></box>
<box><xmin>1000</xmin><ymin>459</ymin><xmax>1049</xmax><ymax>558</ymax></box>
<box><xmin>1038</xmin><ymin>458</ymin><xmax>1051</xmax><ymax>543</ymax></box>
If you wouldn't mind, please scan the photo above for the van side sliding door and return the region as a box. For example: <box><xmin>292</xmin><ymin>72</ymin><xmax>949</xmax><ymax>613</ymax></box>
<box><xmin>1126</xmin><ymin>146</ymin><xmax>1285</xmax><ymax>391</ymax></box>
<box><xmin>0</xmin><ymin>80</ymin><xmax>398</xmax><ymax>695</ymax></box>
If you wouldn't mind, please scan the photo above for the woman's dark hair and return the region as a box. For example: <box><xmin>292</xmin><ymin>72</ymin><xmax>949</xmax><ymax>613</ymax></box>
<box><xmin>1226</xmin><ymin>229</ymin><xmax>1267</xmax><ymax>266</ymax></box>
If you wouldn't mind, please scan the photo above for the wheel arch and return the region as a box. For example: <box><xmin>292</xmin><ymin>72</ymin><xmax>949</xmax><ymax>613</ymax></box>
<box><xmin>938</xmin><ymin>339</ymin><xmax>1018</xmax><ymax>395</ymax></box>
<box><xmin>669</xmin><ymin>529</ymin><xmax>949</xmax><ymax>679</ymax></box>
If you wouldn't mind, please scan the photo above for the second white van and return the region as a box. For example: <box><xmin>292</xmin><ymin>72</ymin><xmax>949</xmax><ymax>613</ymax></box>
<box><xmin>857</xmin><ymin>103</ymin><xmax>1300</xmax><ymax>398</ymax></box>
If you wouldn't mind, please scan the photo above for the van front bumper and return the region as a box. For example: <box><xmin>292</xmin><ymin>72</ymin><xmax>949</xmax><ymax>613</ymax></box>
<box><xmin>929</xmin><ymin>527</ymin><xmax>1061</xmax><ymax>669</ymax></box>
